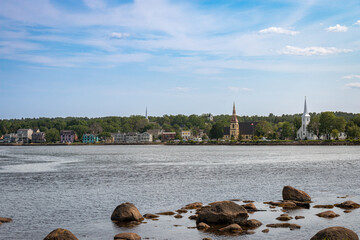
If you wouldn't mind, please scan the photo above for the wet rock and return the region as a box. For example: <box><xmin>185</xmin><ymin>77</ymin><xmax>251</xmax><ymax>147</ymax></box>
<box><xmin>43</xmin><ymin>228</ymin><xmax>79</xmax><ymax>240</ymax></box>
<box><xmin>282</xmin><ymin>186</ymin><xmax>311</xmax><ymax>202</ymax></box>
<box><xmin>310</xmin><ymin>226</ymin><xmax>359</xmax><ymax>240</ymax></box>
<box><xmin>334</xmin><ymin>201</ymin><xmax>360</xmax><ymax>209</ymax></box>
<box><xmin>313</xmin><ymin>205</ymin><xmax>334</xmax><ymax>209</ymax></box>
<box><xmin>269</xmin><ymin>206</ymin><xmax>276</xmax><ymax>209</ymax></box>
<box><xmin>316</xmin><ymin>211</ymin><xmax>340</xmax><ymax>218</ymax></box>
<box><xmin>230</xmin><ymin>199</ymin><xmax>241</xmax><ymax>202</ymax></box>
<box><xmin>189</xmin><ymin>214</ymin><xmax>197</xmax><ymax>220</ymax></box>
<box><xmin>219</xmin><ymin>224</ymin><xmax>242</xmax><ymax>233</ymax></box>
<box><xmin>243</xmin><ymin>200</ymin><xmax>255</xmax><ymax>203</ymax></box>
<box><xmin>197</xmin><ymin>222</ymin><xmax>210</xmax><ymax>230</ymax></box>
<box><xmin>291</xmin><ymin>200</ymin><xmax>310</xmax><ymax>209</ymax></box>
<box><xmin>279</xmin><ymin>201</ymin><xmax>297</xmax><ymax>209</ymax></box>
<box><xmin>143</xmin><ymin>214</ymin><xmax>159</xmax><ymax>219</ymax></box>
<box><xmin>111</xmin><ymin>203</ymin><xmax>144</xmax><ymax>222</ymax></box>
<box><xmin>0</xmin><ymin>217</ymin><xmax>12</xmax><ymax>223</ymax></box>
<box><xmin>156</xmin><ymin>211</ymin><xmax>175</xmax><ymax>215</ymax></box>
<box><xmin>337</xmin><ymin>195</ymin><xmax>349</xmax><ymax>199</ymax></box>
<box><xmin>276</xmin><ymin>214</ymin><xmax>293</xmax><ymax>221</ymax></box>
<box><xmin>242</xmin><ymin>203</ymin><xmax>257</xmax><ymax>210</ymax></box>
<box><xmin>266</xmin><ymin>223</ymin><xmax>301</xmax><ymax>230</ymax></box>
<box><xmin>241</xmin><ymin>219</ymin><xmax>262</xmax><ymax>228</ymax></box>
<box><xmin>262</xmin><ymin>229</ymin><xmax>269</xmax><ymax>233</ymax></box>
<box><xmin>183</xmin><ymin>202</ymin><xmax>203</xmax><ymax>209</ymax></box>
<box><xmin>114</xmin><ymin>232</ymin><xmax>141</xmax><ymax>240</ymax></box>
<box><xmin>174</xmin><ymin>214</ymin><xmax>183</xmax><ymax>219</ymax></box>
<box><xmin>202</xmin><ymin>238</ymin><xmax>212</xmax><ymax>240</ymax></box>
<box><xmin>196</xmin><ymin>201</ymin><xmax>248</xmax><ymax>225</ymax></box>
<box><xmin>176</xmin><ymin>209</ymin><xmax>188</xmax><ymax>214</ymax></box>
<box><xmin>344</xmin><ymin>210</ymin><xmax>352</xmax><ymax>213</ymax></box>
<box><xmin>295</xmin><ymin>216</ymin><xmax>305</xmax><ymax>220</ymax></box>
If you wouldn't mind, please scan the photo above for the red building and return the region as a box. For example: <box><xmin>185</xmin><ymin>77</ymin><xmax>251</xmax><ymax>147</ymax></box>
<box><xmin>162</xmin><ymin>132</ymin><xmax>176</xmax><ymax>141</ymax></box>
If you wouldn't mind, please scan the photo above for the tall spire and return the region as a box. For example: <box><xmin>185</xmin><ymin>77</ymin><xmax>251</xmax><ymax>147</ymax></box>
<box><xmin>145</xmin><ymin>106</ymin><xmax>148</xmax><ymax>120</ymax></box>
<box><xmin>231</xmin><ymin>102</ymin><xmax>238</xmax><ymax>123</ymax></box>
<box><xmin>303</xmin><ymin>97</ymin><xmax>309</xmax><ymax>116</ymax></box>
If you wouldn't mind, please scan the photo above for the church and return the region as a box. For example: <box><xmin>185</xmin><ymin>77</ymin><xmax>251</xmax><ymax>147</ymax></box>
<box><xmin>296</xmin><ymin>97</ymin><xmax>317</xmax><ymax>140</ymax></box>
<box><xmin>223</xmin><ymin>103</ymin><xmax>258</xmax><ymax>140</ymax></box>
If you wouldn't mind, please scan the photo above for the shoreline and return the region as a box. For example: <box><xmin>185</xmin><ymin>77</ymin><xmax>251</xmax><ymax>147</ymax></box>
<box><xmin>1</xmin><ymin>140</ymin><xmax>360</xmax><ymax>146</ymax></box>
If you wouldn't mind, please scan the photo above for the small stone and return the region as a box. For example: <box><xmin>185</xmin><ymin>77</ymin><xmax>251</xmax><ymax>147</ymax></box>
<box><xmin>114</xmin><ymin>232</ymin><xmax>141</xmax><ymax>240</ymax></box>
<box><xmin>266</xmin><ymin>223</ymin><xmax>301</xmax><ymax>229</ymax></box>
<box><xmin>316</xmin><ymin>211</ymin><xmax>340</xmax><ymax>218</ymax></box>
<box><xmin>183</xmin><ymin>202</ymin><xmax>203</xmax><ymax>209</ymax></box>
<box><xmin>0</xmin><ymin>218</ymin><xmax>12</xmax><ymax>223</ymax></box>
<box><xmin>295</xmin><ymin>216</ymin><xmax>305</xmax><ymax>220</ymax></box>
<box><xmin>243</xmin><ymin>200</ymin><xmax>255</xmax><ymax>203</ymax></box>
<box><xmin>176</xmin><ymin>209</ymin><xmax>188</xmax><ymax>213</ymax></box>
<box><xmin>202</xmin><ymin>238</ymin><xmax>212</xmax><ymax>240</ymax></box>
<box><xmin>334</xmin><ymin>201</ymin><xmax>360</xmax><ymax>209</ymax></box>
<box><xmin>188</xmin><ymin>214</ymin><xmax>197</xmax><ymax>220</ymax></box>
<box><xmin>156</xmin><ymin>211</ymin><xmax>175</xmax><ymax>215</ymax></box>
<box><xmin>143</xmin><ymin>213</ymin><xmax>159</xmax><ymax>219</ymax></box>
<box><xmin>276</xmin><ymin>214</ymin><xmax>293</xmax><ymax>221</ymax></box>
<box><xmin>262</xmin><ymin>229</ymin><xmax>270</xmax><ymax>233</ymax></box>
<box><xmin>174</xmin><ymin>214</ymin><xmax>183</xmax><ymax>218</ymax></box>
<box><xmin>219</xmin><ymin>224</ymin><xmax>242</xmax><ymax>233</ymax></box>
<box><xmin>197</xmin><ymin>222</ymin><xmax>210</xmax><ymax>230</ymax></box>
<box><xmin>241</xmin><ymin>219</ymin><xmax>262</xmax><ymax>228</ymax></box>
<box><xmin>313</xmin><ymin>205</ymin><xmax>334</xmax><ymax>209</ymax></box>
<box><xmin>242</xmin><ymin>203</ymin><xmax>257</xmax><ymax>210</ymax></box>
<box><xmin>344</xmin><ymin>210</ymin><xmax>352</xmax><ymax>213</ymax></box>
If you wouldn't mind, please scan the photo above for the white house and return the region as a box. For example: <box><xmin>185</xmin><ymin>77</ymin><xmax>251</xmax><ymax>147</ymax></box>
<box><xmin>297</xmin><ymin>98</ymin><xmax>317</xmax><ymax>140</ymax></box>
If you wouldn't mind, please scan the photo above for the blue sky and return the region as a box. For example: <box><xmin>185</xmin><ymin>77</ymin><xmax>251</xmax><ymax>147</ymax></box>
<box><xmin>0</xmin><ymin>0</ymin><xmax>359</xmax><ymax>119</ymax></box>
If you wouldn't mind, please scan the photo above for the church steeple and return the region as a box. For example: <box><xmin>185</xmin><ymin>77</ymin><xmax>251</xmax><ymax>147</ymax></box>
<box><xmin>231</xmin><ymin>102</ymin><xmax>238</xmax><ymax>123</ymax></box>
<box><xmin>303</xmin><ymin>97</ymin><xmax>310</xmax><ymax>117</ymax></box>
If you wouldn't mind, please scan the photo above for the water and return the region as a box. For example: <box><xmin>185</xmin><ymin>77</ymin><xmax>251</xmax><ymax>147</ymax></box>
<box><xmin>0</xmin><ymin>145</ymin><xmax>359</xmax><ymax>240</ymax></box>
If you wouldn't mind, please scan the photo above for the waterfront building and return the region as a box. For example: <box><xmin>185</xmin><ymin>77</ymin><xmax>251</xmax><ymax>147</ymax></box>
<box><xmin>146</xmin><ymin>129</ymin><xmax>163</xmax><ymax>139</ymax></box>
<box><xmin>181</xmin><ymin>130</ymin><xmax>191</xmax><ymax>140</ymax></box>
<box><xmin>83</xmin><ymin>134</ymin><xmax>98</xmax><ymax>143</ymax></box>
<box><xmin>239</xmin><ymin>122</ymin><xmax>258</xmax><ymax>140</ymax></box>
<box><xmin>138</xmin><ymin>132</ymin><xmax>153</xmax><ymax>143</ymax></box>
<box><xmin>296</xmin><ymin>97</ymin><xmax>317</xmax><ymax>140</ymax></box>
<box><xmin>3</xmin><ymin>133</ymin><xmax>17</xmax><ymax>143</ymax></box>
<box><xmin>112</xmin><ymin>132</ymin><xmax>126</xmax><ymax>143</ymax></box>
<box><xmin>112</xmin><ymin>132</ymin><xmax>153</xmax><ymax>143</ymax></box>
<box><xmin>60</xmin><ymin>130</ymin><xmax>77</xmax><ymax>143</ymax></box>
<box><xmin>162</xmin><ymin>132</ymin><xmax>176</xmax><ymax>141</ymax></box>
<box><xmin>32</xmin><ymin>131</ymin><xmax>46</xmax><ymax>143</ymax></box>
<box><xmin>17</xmin><ymin>129</ymin><xmax>33</xmax><ymax>143</ymax></box>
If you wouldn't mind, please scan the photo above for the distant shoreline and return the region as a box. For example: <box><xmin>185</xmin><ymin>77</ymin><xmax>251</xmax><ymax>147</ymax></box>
<box><xmin>1</xmin><ymin>140</ymin><xmax>360</xmax><ymax>146</ymax></box>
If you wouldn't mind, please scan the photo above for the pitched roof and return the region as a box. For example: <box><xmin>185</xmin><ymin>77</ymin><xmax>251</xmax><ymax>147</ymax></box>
<box><xmin>239</xmin><ymin>122</ymin><xmax>258</xmax><ymax>135</ymax></box>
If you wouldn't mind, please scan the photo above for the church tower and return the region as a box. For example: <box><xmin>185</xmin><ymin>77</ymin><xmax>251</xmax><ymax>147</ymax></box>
<box><xmin>297</xmin><ymin>97</ymin><xmax>316</xmax><ymax>140</ymax></box>
<box><xmin>230</xmin><ymin>102</ymin><xmax>240</xmax><ymax>139</ymax></box>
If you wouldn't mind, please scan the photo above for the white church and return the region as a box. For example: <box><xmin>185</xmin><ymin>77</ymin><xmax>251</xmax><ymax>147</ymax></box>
<box><xmin>296</xmin><ymin>97</ymin><xmax>317</xmax><ymax>140</ymax></box>
<box><xmin>296</xmin><ymin>97</ymin><xmax>347</xmax><ymax>140</ymax></box>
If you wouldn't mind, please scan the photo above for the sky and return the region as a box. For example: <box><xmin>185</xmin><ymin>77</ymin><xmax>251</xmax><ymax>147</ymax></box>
<box><xmin>0</xmin><ymin>0</ymin><xmax>360</xmax><ymax>119</ymax></box>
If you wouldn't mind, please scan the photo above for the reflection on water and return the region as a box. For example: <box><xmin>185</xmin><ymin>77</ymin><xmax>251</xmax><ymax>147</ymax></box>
<box><xmin>0</xmin><ymin>145</ymin><xmax>360</xmax><ymax>239</ymax></box>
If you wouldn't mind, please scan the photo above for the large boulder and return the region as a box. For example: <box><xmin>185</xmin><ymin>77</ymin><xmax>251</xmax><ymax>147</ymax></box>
<box><xmin>282</xmin><ymin>186</ymin><xmax>311</xmax><ymax>202</ymax></box>
<box><xmin>111</xmin><ymin>203</ymin><xmax>144</xmax><ymax>222</ymax></box>
<box><xmin>114</xmin><ymin>232</ymin><xmax>141</xmax><ymax>240</ymax></box>
<box><xmin>43</xmin><ymin>228</ymin><xmax>78</xmax><ymax>240</ymax></box>
<box><xmin>196</xmin><ymin>201</ymin><xmax>248</xmax><ymax>225</ymax></box>
<box><xmin>311</xmin><ymin>227</ymin><xmax>359</xmax><ymax>240</ymax></box>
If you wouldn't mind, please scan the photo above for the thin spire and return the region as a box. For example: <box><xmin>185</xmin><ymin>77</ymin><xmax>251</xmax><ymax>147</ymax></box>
<box><xmin>231</xmin><ymin>102</ymin><xmax>238</xmax><ymax>123</ymax></box>
<box><xmin>233</xmin><ymin>101</ymin><xmax>236</xmax><ymax>115</ymax></box>
<box><xmin>145</xmin><ymin>106</ymin><xmax>148</xmax><ymax>120</ymax></box>
<box><xmin>303</xmin><ymin>96</ymin><xmax>309</xmax><ymax>116</ymax></box>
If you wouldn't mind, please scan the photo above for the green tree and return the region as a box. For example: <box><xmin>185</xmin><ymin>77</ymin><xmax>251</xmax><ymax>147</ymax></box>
<box><xmin>45</xmin><ymin>128</ymin><xmax>60</xmax><ymax>143</ymax></box>
<box><xmin>319</xmin><ymin>112</ymin><xmax>337</xmax><ymax>139</ymax></box>
<box><xmin>280</xmin><ymin>121</ymin><xmax>294</xmax><ymax>140</ymax></box>
<box><xmin>209</xmin><ymin>122</ymin><xmax>224</xmax><ymax>139</ymax></box>
<box><xmin>345</xmin><ymin>122</ymin><xmax>360</xmax><ymax>139</ymax></box>
<box><xmin>331</xmin><ymin>129</ymin><xmax>339</xmax><ymax>140</ymax></box>
<box><xmin>255</xmin><ymin>120</ymin><xmax>273</xmax><ymax>138</ymax></box>
<box><xmin>307</xmin><ymin>115</ymin><xmax>321</xmax><ymax>139</ymax></box>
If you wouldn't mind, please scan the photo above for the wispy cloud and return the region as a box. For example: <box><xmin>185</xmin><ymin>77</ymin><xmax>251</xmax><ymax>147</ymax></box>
<box><xmin>280</xmin><ymin>45</ymin><xmax>353</xmax><ymax>56</ymax></box>
<box><xmin>259</xmin><ymin>27</ymin><xmax>299</xmax><ymax>36</ymax></box>
<box><xmin>228</xmin><ymin>86</ymin><xmax>253</xmax><ymax>92</ymax></box>
<box><xmin>110</xmin><ymin>32</ymin><xmax>131</xmax><ymax>39</ymax></box>
<box><xmin>326</xmin><ymin>24</ymin><xmax>348</xmax><ymax>32</ymax></box>
<box><xmin>342</xmin><ymin>75</ymin><xmax>360</xmax><ymax>79</ymax></box>
<box><xmin>354</xmin><ymin>20</ymin><xmax>360</xmax><ymax>25</ymax></box>
<box><xmin>83</xmin><ymin>0</ymin><xmax>106</xmax><ymax>10</ymax></box>
<box><xmin>345</xmin><ymin>82</ymin><xmax>360</xmax><ymax>89</ymax></box>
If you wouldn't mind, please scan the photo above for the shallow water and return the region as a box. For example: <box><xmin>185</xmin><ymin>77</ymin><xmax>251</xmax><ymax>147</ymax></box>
<box><xmin>0</xmin><ymin>145</ymin><xmax>359</xmax><ymax>239</ymax></box>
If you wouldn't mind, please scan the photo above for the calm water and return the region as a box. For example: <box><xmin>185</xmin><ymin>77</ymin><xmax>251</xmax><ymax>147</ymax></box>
<box><xmin>0</xmin><ymin>145</ymin><xmax>360</xmax><ymax>240</ymax></box>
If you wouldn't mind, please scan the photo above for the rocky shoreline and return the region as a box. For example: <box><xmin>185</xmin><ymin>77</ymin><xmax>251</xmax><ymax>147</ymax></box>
<box><xmin>3</xmin><ymin>186</ymin><xmax>359</xmax><ymax>240</ymax></box>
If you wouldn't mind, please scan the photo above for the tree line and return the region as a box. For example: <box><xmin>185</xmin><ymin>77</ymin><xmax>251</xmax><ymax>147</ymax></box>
<box><xmin>0</xmin><ymin>112</ymin><xmax>359</xmax><ymax>142</ymax></box>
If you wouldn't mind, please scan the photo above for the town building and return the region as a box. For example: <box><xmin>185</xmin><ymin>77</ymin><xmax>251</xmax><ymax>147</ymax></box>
<box><xmin>60</xmin><ymin>130</ymin><xmax>77</xmax><ymax>143</ymax></box>
<box><xmin>32</xmin><ymin>131</ymin><xmax>46</xmax><ymax>143</ymax></box>
<box><xmin>181</xmin><ymin>130</ymin><xmax>192</xmax><ymax>140</ymax></box>
<box><xmin>296</xmin><ymin>97</ymin><xmax>317</xmax><ymax>140</ymax></box>
<box><xmin>17</xmin><ymin>129</ymin><xmax>33</xmax><ymax>143</ymax></box>
<box><xmin>83</xmin><ymin>134</ymin><xmax>98</xmax><ymax>143</ymax></box>
<box><xmin>3</xmin><ymin>133</ymin><xmax>17</xmax><ymax>143</ymax></box>
<box><xmin>146</xmin><ymin>129</ymin><xmax>163</xmax><ymax>139</ymax></box>
<box><xmin>112</xmin><ymin>132</ymin><xmax>153</xmax><ymax>143</ymax></box>
<box><xmin>224</xmin><ymin>103</ymin><xmax>257</xmax><ymax>140</ymax></box>
<box><xmin>138</xmin><ymin>132</ymin><xmax>153</xmax><ymax>143</ymax></box>
<box><xmin>162</xmin><ymin>132</ymin><xmax>176</xmax><ymax>141</ymax></box>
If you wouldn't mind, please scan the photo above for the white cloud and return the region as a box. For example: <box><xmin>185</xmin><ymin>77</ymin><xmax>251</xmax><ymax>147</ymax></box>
<box><xmin>345</xmin><ymin>82</ymin><xmax>360</xmax><ymax>89</ymax></box>
<box><xmin>342</xmin><ymin>75</ymin><xmax>360</xmax><ymax>79</ymax></box>
<box><xmin>326</xmin><ymin>24</ymin><xmax>348</xmax><ymax>32</ymax></box>
<box><xmin>259</xmin><ymin>27</ymin><xmax>299</xmax><ymax>36</ymax></box>
<box><xmin>83</xmin><ymin>0</ymin><xmax>106</xmax><ymax>10</ymax></box>
<box><xmin>110</xmin><ymin>32</ymin><xmax>130</xmax><ymax>39</ymax></box>
<box><xmin>354</xmin><ymin>20</ymin><xmax>360</xmax><ymax>25</ymax></box>
<box><xmin>228</xmin><ymin>87</ymin><xmax>253</xmax><ymax>92</ymax></box>
<box><xmin>280</xmin><ymin>45</ymin><xmax>353</xmax><ymax>56</ymax></box>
